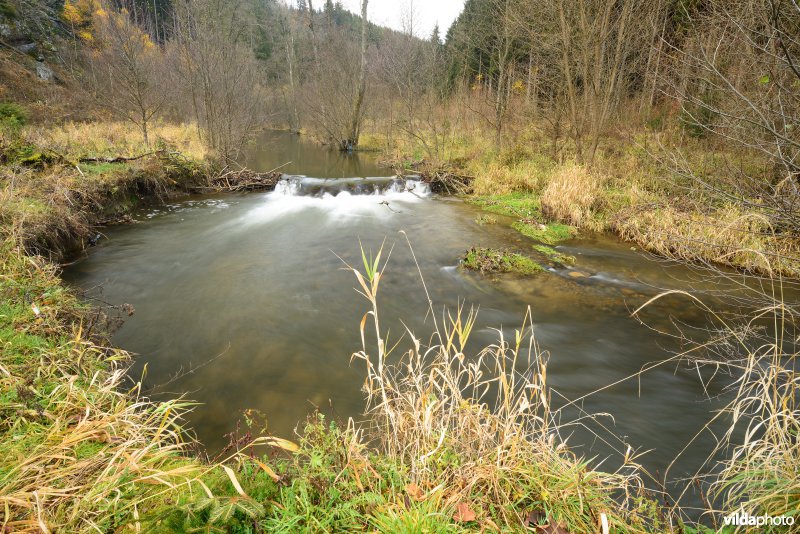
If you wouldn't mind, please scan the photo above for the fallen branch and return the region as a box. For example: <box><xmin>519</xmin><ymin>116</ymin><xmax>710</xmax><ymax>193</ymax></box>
<box><xmin>388</xmin><ymin>160</ymin><xmax>474</xmax><ymax>195</ymax></box>
<box><xmin>78</xmin><ymin>151</ymin><xmax>163</xmax><ymax>164</ymax></box>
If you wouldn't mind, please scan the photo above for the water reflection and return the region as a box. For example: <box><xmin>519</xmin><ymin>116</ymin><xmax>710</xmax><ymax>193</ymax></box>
<box><xmin>243</xmin><ymin>130</ymin><xmax>386</xmax><ymax>178</ymax></box>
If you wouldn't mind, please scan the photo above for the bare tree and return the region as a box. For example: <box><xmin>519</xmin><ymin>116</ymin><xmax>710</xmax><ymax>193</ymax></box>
<box><xmin>553</xmin><ymin>0</ymin><xmax>654</xmax><ymax>164</ymax></box>
<box><xmin>281</xmin><ymin>13</ymin><xmax>301</xmax><ymax>132</ymax></box>
<box><xmin>344</xmin><ymin>0</ymin><xmax>369</xmax><ymax>150</ymax></box>
<box><xmin>171</xmin><ymin>0</ymin><xmax>266</xmax><ymax>160</ymax></box>
<box><xmin>376</xmin><ymin>15</ymin><xmax>452</xmax><ymax>161</ymax></box>
<box><xmin>91</xmin><ymin>5</ymin><xmax>165</xmax><ymax>145</ymax></box>
<box><xmin>445</xmin><ymin>0</ymin><xmax>527</xmax><ymax>148</ymax></box>
<box><xmin>664</xmin><ymin>0</ymin><xmax>800</xmax><ymax>233</ymax></box>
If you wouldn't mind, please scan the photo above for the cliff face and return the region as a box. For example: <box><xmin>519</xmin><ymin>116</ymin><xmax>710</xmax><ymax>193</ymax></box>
<box><xmin>0</xmin><ymin>1</ymin><xmax>64</xmax><ymax>55</ymax></box>
<box><xmin>0</xmin><ymin>1</ymin><xmax>97</xmax><ymax>123</ymax></box>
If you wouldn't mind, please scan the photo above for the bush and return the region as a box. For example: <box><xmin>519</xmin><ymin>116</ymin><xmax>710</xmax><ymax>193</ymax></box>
<box><xmin>0</xmin><ymin>102</ymin><xmax>28</xmax><ymax>131</ymax></box>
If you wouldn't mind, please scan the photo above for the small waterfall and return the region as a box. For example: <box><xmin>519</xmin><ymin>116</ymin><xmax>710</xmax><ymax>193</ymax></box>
<box><xmin>273</xmin><ymin>176</ymin><xmax>431</xmax><ymax>198</ymax></box>
<box><xmin>240</xmin><ymin>176</ymin><xmax>431</xmax><ymax>226</ymax></box>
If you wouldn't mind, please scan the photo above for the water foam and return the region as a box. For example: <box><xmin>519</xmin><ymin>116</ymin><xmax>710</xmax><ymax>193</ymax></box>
<box><xmin>241</xmin><ymin>177</ymin><xmax>431</xmax><ymax>226</ymax></box>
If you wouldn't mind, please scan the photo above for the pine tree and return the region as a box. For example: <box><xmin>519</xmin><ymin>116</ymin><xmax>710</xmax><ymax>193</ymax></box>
<box><xmin>430</xmin><ymin>23</ymin><xmax>440</xmax><ymax>45</ymax></box>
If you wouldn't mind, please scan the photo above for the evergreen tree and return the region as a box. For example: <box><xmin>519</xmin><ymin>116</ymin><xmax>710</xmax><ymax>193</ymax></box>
<box><xmin>430</xmin><ymin>23</ymin><xmax>440</xmax><ymax>45</ymax></box>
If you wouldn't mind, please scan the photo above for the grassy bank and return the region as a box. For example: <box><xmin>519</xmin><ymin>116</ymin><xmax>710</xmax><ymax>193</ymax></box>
<box><xmin>1</xmin><ymin>121</ymin><xmax>207</xmax><ymax>259</ymax></box>
<box><xmin>365</xmin><ymin>125</ymin><xmax>800</xmax><ymax>279</ymax></box>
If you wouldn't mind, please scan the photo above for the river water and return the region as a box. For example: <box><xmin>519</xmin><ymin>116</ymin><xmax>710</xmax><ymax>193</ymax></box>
<box><xmin>63</xmin><ymin>131</ymin><xmax>748</xmax><ymax>506</ymax></box>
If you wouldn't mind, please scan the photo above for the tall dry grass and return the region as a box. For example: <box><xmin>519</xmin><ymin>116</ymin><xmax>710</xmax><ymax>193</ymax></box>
<box><xmin>21</xmin><ymin>121</ymin><xmax>208</xmax><ymax>160</ymax></box>
<box><xmin>614</xmin><ymin>205</ymin><xmax>800</xmax><ymax>279</ymax></box>
<box><xmin>540</xmin><ymin>163</ymin><xmax>605</xmax><ymax>229</ymax></box>
<box><xmin>634</xmin><ymin>260</ymin><xmax>800</xmax><ymax>529</ymax></box>
<box><xmin>0</xmin><ymin>241</ymin><xmax>194</xmax><ymax>531</ymax></box>
<box><xmin>342</xmin><ymin>238</ymin><xmax>661</xmax><ymax>532</ymax></box>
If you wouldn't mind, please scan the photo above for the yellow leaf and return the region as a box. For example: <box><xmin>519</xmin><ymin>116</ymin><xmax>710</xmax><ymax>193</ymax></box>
<box><xmin>222</xmin><ymin>465</ymin><xmax>247</xmax><ymax>497</ymax></box>
<box><xmin>264</xmin><ymin>437</ymin><xmax>300</xmax><ymax>452</ymax></box>
<box><xmin>254</xmin><ymin>459</ymin><xmax>281</xmax><ymax>482</ymax></box>
<box><xmin>405</xmin><ymin>483</ymin><xmax>424</xmax><ymax>501</ymax></box>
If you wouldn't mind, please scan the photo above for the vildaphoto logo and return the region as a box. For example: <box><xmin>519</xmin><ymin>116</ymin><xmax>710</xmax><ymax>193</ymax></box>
<box><xmin>723</xmin><ymin>511</ymin><xmax>795</xmax><ymax>527</ymax></box>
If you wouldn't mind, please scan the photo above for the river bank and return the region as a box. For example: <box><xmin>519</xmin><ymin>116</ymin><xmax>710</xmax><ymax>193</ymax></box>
<box><xmin>363</xmin><ymin>126</ymin><xmax>800</xmax><ymax>279</ymax></box>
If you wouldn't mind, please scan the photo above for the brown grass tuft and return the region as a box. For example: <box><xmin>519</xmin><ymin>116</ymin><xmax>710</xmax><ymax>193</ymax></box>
<box><xmin>540</xmin><ymin>163</ymin><xmax>604</xmax><ymax>228</ymax></box>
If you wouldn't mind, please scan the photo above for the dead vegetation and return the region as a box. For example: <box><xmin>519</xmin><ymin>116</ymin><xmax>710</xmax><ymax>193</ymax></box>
<box><xmin>419</xmin><ymin>167</ymin><xmax>474</xmax><ymax>195</ymax></box>
<box><xmin>540</xmin><ymin>163</ymin><xmax>604</xmax><ymax>229</ymax></box>
<box><xmin>0</xmin><ymin>141</ymin><xmax>207</xmax><ymax>259</ymax></box>
<box><xmin>201</xmin><ymin>167</ymin><xmax>284</xmax><ymax>193</ymax></box>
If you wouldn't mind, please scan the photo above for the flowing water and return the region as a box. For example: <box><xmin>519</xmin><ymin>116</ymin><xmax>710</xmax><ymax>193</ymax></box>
<box><xmin>64</xmin><ymin>131</ymin><xmax>757</xmax><ymax>505</ymax></box>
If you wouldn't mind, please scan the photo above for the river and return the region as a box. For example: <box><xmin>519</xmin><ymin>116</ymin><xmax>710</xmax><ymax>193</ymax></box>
<box><xmin>63</xmin><ymin>130</ymin><xmax>747</xmax><ymax>507</ymax></box>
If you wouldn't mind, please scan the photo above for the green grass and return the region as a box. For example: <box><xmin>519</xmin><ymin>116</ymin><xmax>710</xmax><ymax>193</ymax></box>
<box><xmin>513</xmin><ymin>221</ymin><xmax>577</xmax><ymax>245</ymax></box>
<box><xmin>78</xmin><ymin>161</ymin><xmax>129</xmax><ymax>175</ymax></box>
<box><xmin>468</xmin><ymin>193</ymin><xmax>579</xmax><ymax>245</ymax></box>
<box><xmin>461</xmin><ymin>246</ymin><xmax>544</xmax><ymax>275</ymax></box>
<box><xmin>468</xmin><ymin>193</ymin><xmax>541</xmax><ymax>218</ymax></box>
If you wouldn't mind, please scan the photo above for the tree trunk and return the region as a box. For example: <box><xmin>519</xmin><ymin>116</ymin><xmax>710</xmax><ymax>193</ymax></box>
<box><xmin>285</xmin><ymin>29</ymin><xmax>299</xmax><ymax>132</ymax></box>
<box><xmin>345</xmin><ymin>0</ymin><xmax>369</xmax><ymax>150</ymax></box>
<box><xmin>142</xmin><ymin>111</ymin><xmax>149</xmax><ymax>146</ymax></box>
<box><xmin>306</xmin><ymin>0</ymin><xmax>330</xmax><ymax>141</ymax></box>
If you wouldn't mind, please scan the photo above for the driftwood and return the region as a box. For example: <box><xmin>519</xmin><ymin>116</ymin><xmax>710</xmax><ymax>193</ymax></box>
<box><xmin>194</xmin><ymin>161</ymin><xmax>291</xmax><ymax>192</ymax></box>
<box><xmin>197</xmin><ymin>168</ymin><xmax>283</xmax><ymax>193</ymax></box>
<box><xmin>421</xmin><ymin>170</ymin><xmax>474</xmax><ymax>195</ymax></box>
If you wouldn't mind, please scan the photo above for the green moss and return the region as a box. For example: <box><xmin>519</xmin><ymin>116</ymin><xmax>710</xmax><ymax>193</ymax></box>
<box><xmin>462</xmin><ymin>247</ymin><xmax>544</xmax><ymax>275</ymax></box>
<box><xmin>513</xmin><ymin>221</ymin><xmax>577</xmax><ymax>245</ymax></box>
<box><xmin>469</xmin><ymin>192</ymin><xmax>541</xmax><ymax>218</ymax></box>
<box><xmin>533</xmin><ymin>244</ymin><xmax>576</xmax><ymax>266</ymax></box>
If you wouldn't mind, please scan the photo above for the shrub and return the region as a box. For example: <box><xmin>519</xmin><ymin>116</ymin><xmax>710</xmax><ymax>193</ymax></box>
<box><xmin>0</xmin><ymin>102</ymin><xmax>27</xmax><ymax>131</ymax></box>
